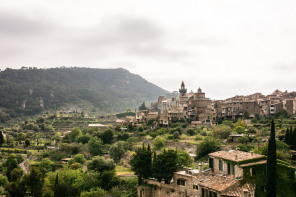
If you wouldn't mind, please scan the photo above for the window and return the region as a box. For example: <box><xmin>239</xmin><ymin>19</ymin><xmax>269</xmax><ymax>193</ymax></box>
<box><xmin>251</xmin><ymin>168</ymin><xmax>256</xmax><ymax>176</ymax></box>
<box><xmin>209</xmin><ymin>158</ymin><xmax>213</xmax><ymax>169</ymax></box>
<box><xmin>227</xmin><ymin>163</ymin><xmax>231</xmax><ymax>174</ymax></box>
<box><xmin>219</xmin><ymin>159</ymin><xmax>223</xmax><ymax>172</ymax></box>
<box><xmin>193</xmin><ymin>185</ymin><xmax>198</xmax><ymax>190</ymax></box>
<box><xmin>177</xmin><ymin>179</ymin><xmax>186</xmax><ymax>186</ymax></box>
<box><xmin>233</xmin><ymin>164</ymin><xmax>235</xmax><ymax>176</ymax></box>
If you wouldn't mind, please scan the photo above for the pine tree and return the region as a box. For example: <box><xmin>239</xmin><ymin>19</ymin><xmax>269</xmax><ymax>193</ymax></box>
<box><xmin>266</xmin><ymin>119</ymin><xmax>276</xmax><ymax>197</ymax></box>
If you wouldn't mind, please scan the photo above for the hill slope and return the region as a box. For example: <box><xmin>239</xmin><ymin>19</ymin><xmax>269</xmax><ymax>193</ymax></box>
<box><xmin>0</xmin><ymin>67</ymin><xmax>168</xmax><ymax>121</ymax></box>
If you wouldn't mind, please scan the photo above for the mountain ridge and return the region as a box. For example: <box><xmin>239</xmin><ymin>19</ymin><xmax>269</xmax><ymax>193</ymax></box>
<box><xmin>0</xmin><ymin>67</ymin><xmax>168</xmax><ymax>122</ymax></box>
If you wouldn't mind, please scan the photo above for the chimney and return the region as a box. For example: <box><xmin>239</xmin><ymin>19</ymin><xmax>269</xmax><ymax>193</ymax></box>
<box><xmin>199</xmin><ymin>163</ymin><xmax>203</xmax><ymax>173</ymax></box>
<box><xmin>250</xmin><ymin>151</ymin><xmax>254</xmax><ymax>156</ymax></box>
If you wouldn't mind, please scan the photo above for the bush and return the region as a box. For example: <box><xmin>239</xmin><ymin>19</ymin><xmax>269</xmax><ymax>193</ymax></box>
<box><xmin>212</xmin><ymin>125</ymin><xmax>232</xmax><ymax>139</ymax></box>
<box><xmin>173</xmin><ymin>131</ymin><xmax>180</xmax><ymax>139</ymax></box>
<box><xmin>154</xmin><ymin>136</ymin><xmax>166</xmax><ymax>150</ymax></box>
<box><xmin>200</xmin><ymin>130</ymin><xmax>207</xmax><ymax>136</ymax></box>
<box><xmin>186</xmin><ymin>128</ymin><xmax>195</xmax><ymax>136</ymax></box>
<box><xmin>234</xmin><ymin>126</ymin><xmax>245</xmax><ymax>134</ymax></box>
<box><xmin>68</xmin><ymin>154</ymin><xmax>86</xmax><ymax>165</ymax></box>
<box><xmin>195</xmin><ymin>135</ymin><xmax>203</xmax><ymax>141</ymax></box>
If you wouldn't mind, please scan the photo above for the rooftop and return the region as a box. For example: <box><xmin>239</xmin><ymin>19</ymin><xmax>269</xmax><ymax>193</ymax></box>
<box><xmin>195</xmin><ymin>174</ymin><xmax>239</xmax><ymax>192</ymax></box>
<box><xmin>209</xmin><ymin>150</ymin><xmax>265</xmax><ymax>162</ymax></box>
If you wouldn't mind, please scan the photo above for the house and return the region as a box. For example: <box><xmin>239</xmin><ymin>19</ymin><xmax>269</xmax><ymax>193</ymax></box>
<box><xmin>138</xmin><ymin>150</ymin><xmax>270</xmax><ymax>197</ymax></box>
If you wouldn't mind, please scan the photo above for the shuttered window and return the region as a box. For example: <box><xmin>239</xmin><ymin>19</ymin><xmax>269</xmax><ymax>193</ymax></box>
<box><xmin>219</xmin><ymin>159</ymin><xmax>223</xmax><ymax>171</ymax></box>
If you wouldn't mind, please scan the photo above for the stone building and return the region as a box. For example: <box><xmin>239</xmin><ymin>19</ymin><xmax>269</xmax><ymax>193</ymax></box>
<box><xmin>138</xmin><ymin>150</ymin><xmax>266</xmax><ymax>197</ymax></box>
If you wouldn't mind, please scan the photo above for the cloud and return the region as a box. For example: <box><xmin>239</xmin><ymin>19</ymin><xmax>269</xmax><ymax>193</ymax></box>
<box><xmin>0</xmin><ymin>12</ymin><xmax>51</xmax><ymax>38</ymax></box>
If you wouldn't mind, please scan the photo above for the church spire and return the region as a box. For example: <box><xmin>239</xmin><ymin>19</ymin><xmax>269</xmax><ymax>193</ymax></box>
<box><xmin>179</xmin><ymin>81</ymin><xmax>187</xmax><ymax>95</ymax></box>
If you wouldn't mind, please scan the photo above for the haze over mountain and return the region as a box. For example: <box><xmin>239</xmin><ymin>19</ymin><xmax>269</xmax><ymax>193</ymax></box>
<box><xmin>0</xmin><ymin>67</ymin><xmax>168</xmax><ymax>122</ymax></box>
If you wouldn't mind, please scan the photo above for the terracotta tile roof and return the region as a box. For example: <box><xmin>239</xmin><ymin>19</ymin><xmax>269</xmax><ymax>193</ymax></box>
<box><xmin>221</xmin><ymin>182</ymin><xmax>255</xmax><ymax>197</ymax></box>
<box><xmin>209</xmin><ymin>150</ymin><xmax>264</xmax><ymax>162</ymax></box>
<box><xmin>240</xmin><ymin>160</ymin><xmax>266</xmax><ymax>168</ymax></box>
<box><xmin>194</xmin><ymin>174</ymin><xmax>238</xmax><ymax>192</ymax></box>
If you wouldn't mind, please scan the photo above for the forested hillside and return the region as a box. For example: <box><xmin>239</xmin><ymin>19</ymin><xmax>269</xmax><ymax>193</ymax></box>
<box><xmin>0</xmin><ymin>67</ymin><xmax>167</xmax><ymax>122</ymax></box>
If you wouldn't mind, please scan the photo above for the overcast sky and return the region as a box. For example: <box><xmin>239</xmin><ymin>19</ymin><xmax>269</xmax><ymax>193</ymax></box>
<box><xmin>1</xmin><ymin>0</ymin><xmax>296</xmax><ymax>99</ymax></box>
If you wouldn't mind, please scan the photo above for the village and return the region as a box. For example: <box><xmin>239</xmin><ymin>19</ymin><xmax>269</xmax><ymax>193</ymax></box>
<box><xmin>0</xmin><ymin>81</ymin><xmax>295</xmax><ymax>197</ymax></box>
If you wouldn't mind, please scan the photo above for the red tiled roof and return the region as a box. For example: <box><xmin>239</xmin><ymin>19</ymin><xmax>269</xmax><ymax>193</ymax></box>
<box><xmin>209</xmin><ymin>150</ymin><xmax>264</xmax><ymax>162</ymax></box>
<box><xmin>194</xmin><ymin>174</ymin><xmax>239</xmax><ymax>192</ymax></box>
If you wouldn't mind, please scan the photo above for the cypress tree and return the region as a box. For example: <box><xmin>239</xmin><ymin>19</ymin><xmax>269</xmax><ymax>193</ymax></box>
<box><xmin>284</xmin><ymin>128</ymin><xmax>289</xmax><ymax>144</ymax></box>
<box><xmin>0</xmin><ymin>131</ymin><xmax>4</xmax><ymax>146</ymax></box>
<box><xmin>266</xmin><ymin>120</ymin><xmax>276</xmax><ymax>197</ymax></box>
<box><xmin>292</xmin><ymin>128</ymin><xmax>296</xmax><ymax>150</ymax></box>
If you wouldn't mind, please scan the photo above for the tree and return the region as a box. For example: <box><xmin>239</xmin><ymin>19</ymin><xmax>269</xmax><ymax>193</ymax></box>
<box><xmin>176</xmin><ymin>150</ymin><xmax>193</xmax><ymax>168</ymax></box>
<box><xmin>139</xmin><ymin>102</ymin><xmax>147</xmax><ymax>111</ymax></box>
<box><xmin>88</xmin><ymin>137</ymin><xmax>103</xmax><ymax>156</ymax></box>
<box><xmin>0</xmin><ymin>131</ymin><xmax>4</xmax><ymax>145</ymax></box>
<box><xmin>28</xmin><ymin>167</ymin><xmax>45</xmax><ymax>197</ymax></box>
<box><xmin>196</xmin><ymin>137</ymin><xmax>220</xmax><ymax>159</ymax></box>
<box><xmin>68</xmin><ymin>154</ymin><xmax>86</xmax><ymax>166</ymax></box>
<box><xmin>152</xmin><ymin>149</ymin><xmax>178</xmax><ymax>183</ymax></box>
<box><xmin>109</xmin><ymin>141</ymin><xmax>128</xmax><ymax>163</ymax></box>
<box><xmin>76</xmin><ymin>135</ymin><xmax>91</xmax><ymax>144</ymax></box>
<box><xmin>186</xmin><ymin>128</ymin><xmax>195</xmax><ymax>136</ymax></box>
<box><xmin>234</xmin><ymin>126</ymin><xmax>245</xmax><ymax>134</ymax></box>
<box><xmin>100</xmin><ymin>128</ymin><xmax>114</xmax><ymax>144</ymax></box>
<box><xmin>40</xmin><ymin>158</ymin><xmax>54</xmax><ymax>172</ymax></box>
<box><xmin>87</xmin><ymin>156</ymin><xmax>115</xmax><ymax>173</ymax></box>
<box><xmin>3</xmin><ymin>154</ymin><xmax>19</xmax><ymax>181</ymax></box>
<box><xmin>234</xmin><ymin>118</ymin><xmax>246</xmax><ymax>128</ymax></box>
<box><xmin>130</xmin><ymin>144</ymin><xmax>152</xmax><ymax>184</ymax></box>
<box><xmin>266</xmin><ymin>120</ymin><xmax>276</xmax><ymax>197</ymax></box>
<box><xmin>153</xmin><ymin>136</ymin><xmax>165</xmax><ymax>150</ymax></box>
<box><xmin>212</xmin><ymin>125</ymin><xmax>232</xmax><ymax>139</ymax></box>
<box><xmin>69</xmin><ymin>127</ymin><xmax>82</xmax><ymax>142</ymax></box>
<box><xmin>25</xmin><ymin>138</ymin><xmax>31</xmax><ymax>147</ymax></box>
<box><xmin>98</xmin><ymin>170</ymin><xmax>120</xmax><ymax>191</ymax></box>
<box><xmin>173</xmin><ymin>131</ymin><xmax>180</xmax><ymax>139</ymax></box>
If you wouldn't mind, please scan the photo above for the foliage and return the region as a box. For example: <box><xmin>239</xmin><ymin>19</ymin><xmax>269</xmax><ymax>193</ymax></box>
<box><xmin>222</xmin><ymin>119</ymin><xmax>234</xmax><ymax>128</ymax></box>
<box><xmin>69</xmin><ymin>127</ymin><xmax>82</xmax><ymax>142</ymax></box>
<box><xmin>153</xmin><ymin>136</ymin><xmax>166</xmax><ymax>150</ymax></box>
<box><xmin>109</xmin><ymin>141</ymin><xmax>128</xmax><ymax>163</ymax></box>
<box><xmin>68</xmin><ymin>154</ymin><xmax>86</xmax><ymax>166</ymax></box>
<box><xmin>3</xmin><ymin>154</ymin><xmax>19</xmax><ymax>181</ymax></box>
<box><xmin>40</xmin><ymin>158</ymin><xmax>54</xmax><ymax>172</ymax></box>
<box><xmin>87</xmin><ymin>156</ymin><xmax>115</xmax><ymax>173</ymax></box>
<box><xmin>176</xmin><ymin>150</ymin><xmax>193</xmax><ymax>168</ymax></box>
<box><xmin>130</xmin><ymin>145</ymin><xmax>152</xmax><ymax>184</ymax></box>
<box><xmin>0</xmin><ymin>132</ymin><xmax>4</xmax><ymax>145</ymax></box>
<box><xmin>234</xmin><ymin>126</ymin><xmax>245</xmax><ymax>134</ymax></box>
<box><xmin>152</xmin><ymin>149</ymin><xmax>178</xmax><ymax>183</ymax></box>
<box><xmin>28</xmin><ymin>167</ymin><xmax>45</xmax><ymax>197</ymax></box>
<box><xmin>173</xmin><ymin>131</ymin><xmax>180</xmax><ymax>139</ymax></box>
<box><xmin>0</xmin><ymin>68</ymin><xmax>167</xmax><ymax>119</ymax></box>
<box><xmin>88</xmin><ymin>137</ymin><xmax>103</xmax><ymax>156</ymax></box>
<box><xmin>80</xmin><ymin>187</ymin><xmax>107</xmax><ymax>197</ymax></box>
<box><xmin>25</xmin><ymin>138</ymin><xmax>31</xmax><ymax>146</ymax></box>
<box><xmin>212</xmin><ymin>125</ymin><xmax>232</xmax><ymax>139</ymax></box>
<box><xmin>234</xmin><ymin>118</ymin><xmax>247</xmax><ymax>128</ymax></box>
<box><xmin>186</xmin><ymin>128</ymin><xmax>195</xmax><ymax>136</ymax></box>
<box><xmin>196</xmin><ymin>137</ymin><xmax>220</xmax><ymax>159</ymax></box>
<box><xmin>76</xmin><ymin>135</ymin><xmax>91</xmax><ymax>144</ymax></box>
<box><xmin>139</xmin><ymin>102</ymin><xmax>148</xmax><ymax>111</ymax></box>
<box><xmin>100</xmin><ymin>128</ymin><xmax>114</xmax><ymax>144</ymax></box>
<box><xmin>266</xmin><ymin>120</ymin><xmax>276</xmax><ymax>197</ymax></box>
